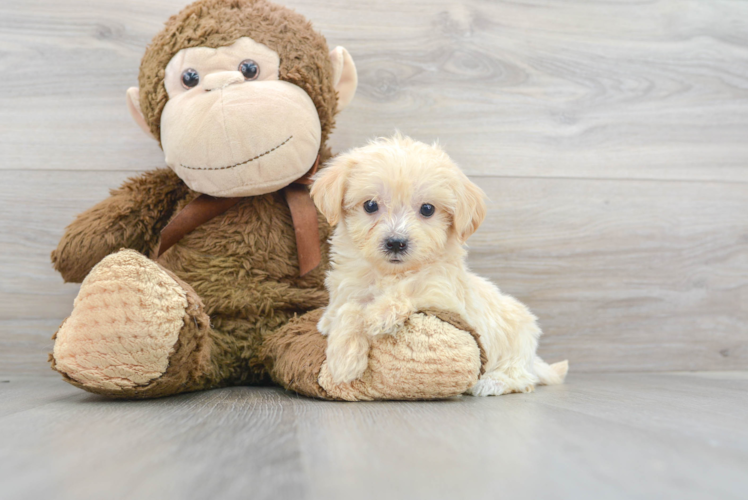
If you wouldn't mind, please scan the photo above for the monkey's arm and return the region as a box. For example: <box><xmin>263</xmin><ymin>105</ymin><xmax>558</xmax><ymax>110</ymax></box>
<box><xmin>51</xmin><ymin>168</ymin><xmax>190</xmax><ymax>283</ymax></box>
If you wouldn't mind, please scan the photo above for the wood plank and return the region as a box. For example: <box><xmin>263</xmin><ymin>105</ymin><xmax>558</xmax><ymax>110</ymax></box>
<box><xmin>1</xmin><ymin>170</ymin><xmax>746</xmax><ymax>372</ymax></box>
<box><xmin>530</xmin><ymin>371</ymin><xmax>748</xmax><ymax>453</ymax></box>
<box><xmin>1</xmin><ymin>0</ymin><xmax>747</xmax><ymax>181</ymax></box>
<box><xmin>470</xmin><ymin>176</ymin><xmax>748</xmax><ymax>372</ymax></box>
<box><xmin>0</xmin><ymin>383</ymin><xmax>309</xmax><ymax>500</ymax></box>
<box><xmin>0</xmin><ymin>321</ymin><xmax>58</xmax><ymax>377</ymax></box>
<box><xmin>292</xmin><ymin>373</ymin><xmax>748</xmax><ymax>500</ymax></box>
<box><xmin>0</xmin><ymin>375</ymin><xmax>81</xmax><ymax>418</ymax></box>
<box><xmin>0</xmin><ymin>170</ymin><xmax>133</xmax><ymax>321</ymax></box>
<box><xmin>0</xmin><ymin>373</ymin><xmax>746</xmax><ymax>500</ymax></box>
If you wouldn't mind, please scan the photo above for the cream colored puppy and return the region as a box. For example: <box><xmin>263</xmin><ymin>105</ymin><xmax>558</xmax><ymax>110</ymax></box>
<box><xmin>310</xmin><ymin>134</ymin><xmax>568</xmax><ymax>395</ymax></box>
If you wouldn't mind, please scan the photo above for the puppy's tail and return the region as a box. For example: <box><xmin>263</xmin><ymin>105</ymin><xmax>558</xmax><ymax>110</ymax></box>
<box><xmin>534</xmin><ymin>357</ymin><xmax>569</xmax><ymax>386</ymax></box>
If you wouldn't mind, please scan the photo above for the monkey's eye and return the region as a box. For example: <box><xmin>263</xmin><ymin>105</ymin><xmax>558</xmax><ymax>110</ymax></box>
<box><xmin>363</xmin><ymin>200</ymin><xmax>379</xmax><ymax>214</ymax></box>
<box><xmin>181</xmin><ymin>68</ymin><xmax>200</xmax><ymax>89</ymax></box>
<box><xmin>420</xmin><ymin>203</ymin><xmax>435</xmax><ymax>217</ymax></box>
<box><xmin>239</xmin><ymin>59</ymin><xmax>260</xmax><ymax>80</ymax></box>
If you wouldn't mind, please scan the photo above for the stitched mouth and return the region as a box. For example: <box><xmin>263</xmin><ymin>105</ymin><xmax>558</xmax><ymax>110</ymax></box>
<box><xmin>179</xmin><ymin>135</ymin><xmax>293</xmax><ymax>171</ymax></box>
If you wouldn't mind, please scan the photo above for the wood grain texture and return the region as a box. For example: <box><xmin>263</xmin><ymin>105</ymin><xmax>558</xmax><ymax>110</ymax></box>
<box><xmin>1</xmin><ymin>373</ymin><xmax>747</xmax><ymax>500</ymax></box>
<box><xmin>1</xmin><ymin>170</ymin><xmax>746</xmax><ymax>374</ymax></box>
<box><xmin>474</xmin><ymin>176</ymin><xmax>748</xmax><ymax>371</ymax></box>
<box><xmin>1</xmin><ymin>0</ymin><xmax>747</xmax><ymax>375</ymax></box>
<box><xmin>1</xmin><ymin>0</ymin><xmax>747</xmax><ymax>180</ymax></box>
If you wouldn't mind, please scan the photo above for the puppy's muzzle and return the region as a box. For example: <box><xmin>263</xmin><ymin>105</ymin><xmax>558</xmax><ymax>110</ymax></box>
<box><xmin>384</xmin><ymin>237</ymin><xmax>408</xmax><ymax>255</ymax></box>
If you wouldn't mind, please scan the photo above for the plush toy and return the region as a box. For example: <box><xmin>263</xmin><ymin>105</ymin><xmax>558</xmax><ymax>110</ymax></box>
<box><xmin>49</xmin><ymin>0</ymin><xmax>485</xmax><ymax>401</ymax></box>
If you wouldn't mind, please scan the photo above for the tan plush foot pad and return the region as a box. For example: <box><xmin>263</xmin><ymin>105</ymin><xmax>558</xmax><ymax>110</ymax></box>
<box><xmin>52</xmin><ymin>249</ymin><xmax>189</xmax><ymax>392</ymax></box>
<box><xmin>263</xmin><ymin>308</ymin><xmax>485</xmax><ymax>401</ymax></box>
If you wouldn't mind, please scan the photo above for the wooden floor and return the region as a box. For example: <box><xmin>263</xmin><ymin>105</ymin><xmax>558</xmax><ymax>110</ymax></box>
<box><xmin>1</xmin><ymin>2</ymin><xmax>746</xmax><ymax>498</ymax></box>
<box><xmin>1</xmin><ymin>371</ymin><xmax>746</xmax><ymax>500</ymax></box>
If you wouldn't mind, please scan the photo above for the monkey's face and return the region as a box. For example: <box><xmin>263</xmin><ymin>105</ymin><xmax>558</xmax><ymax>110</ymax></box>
<box><xmin>158</xmin><ymin>37</ymin><xmax>322</xmax><ymax>197</ymax></box>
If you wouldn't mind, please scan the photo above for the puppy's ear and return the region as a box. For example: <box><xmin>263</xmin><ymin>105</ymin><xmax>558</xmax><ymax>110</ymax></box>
<box><xmin>311</xmin><ymin>154</ymin><xmax>354</xmax><ymax>226</ymax></box>
<box><xmin>453</xmin><ymin>174</ymin><xmax>487</xmax><ymax>242</ymax></box>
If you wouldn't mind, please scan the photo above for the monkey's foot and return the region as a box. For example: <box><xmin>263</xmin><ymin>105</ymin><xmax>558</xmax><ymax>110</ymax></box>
<box><xmin>51</xmin><ymin>249</ymin><xmax>212</xmax><ymax>398</ymax></box>
<box><xmin>264</xmin><ymin>309</ymin><xmax>486</xmax><ymax>401</ymax></box>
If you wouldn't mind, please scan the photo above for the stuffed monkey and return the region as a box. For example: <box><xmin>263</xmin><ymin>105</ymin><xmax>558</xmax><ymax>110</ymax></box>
<box><xmin>50</xmin><ymin>0</ymin><xmax>485</xmax><ymax>400</ymax></box>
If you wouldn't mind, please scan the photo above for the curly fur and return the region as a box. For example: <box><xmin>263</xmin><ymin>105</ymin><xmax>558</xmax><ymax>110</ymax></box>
<box><xmin>51</xmin><ymin>0</ymin><xmax>337</xmax><ymax>391</ymax></box>
<box><xmin>52</xmin><ymin>168</ymin><xmax>332</xmax><ymax>388</ymax></box>
<box><xmin>311</xmin><ymin>134</ymin><xmax>569</xmax><ymax>393</ymax></box>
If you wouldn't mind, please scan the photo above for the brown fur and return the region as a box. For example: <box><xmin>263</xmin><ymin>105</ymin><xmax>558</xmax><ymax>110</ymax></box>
<box><xmin>51</xmin><ymin>0</ymin><xmax>336</xmax><ymax>393</ymax></box>
<box><xmin>51</xmin><ymin>167</ymin><xmax>332</xmax><ymax>390</ymax></box>
<box><xmin>51</xmin><ymin>169</ymin><xmax>190</xmax><ymax>283</ymax></box>
<box><xmin>262</xmin><ymin>308</ymin><xmax>330</xmax><ymax>399</ymax></box>
<box><xmin>156</xmin><ymin>189</ymin><xmax>331</xmax><ymax>385</ymax></box>
<box><xmin>139</xmin><ymin>0</ymin><xmax>337</xmax><ymax>150</ymax></box>
<box><xmin>50</xmin><ymin>0</ymin><xmax>484</xmax><ymax>400</ymax></box>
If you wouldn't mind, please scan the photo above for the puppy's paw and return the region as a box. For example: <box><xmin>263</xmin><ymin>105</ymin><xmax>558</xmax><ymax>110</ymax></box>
<box><xmin>317</xmin><ymin>311</ymin><xmax>333</xmax><ymax>336</ymax></box>
<box><xmin>501</xmin><ymin>370</ymin><xmax>538</xmax><ymax>394</ymax></box>
<box><xmin>326</xmin><ymin>349</ymin><xmax>369</xmax><ymax>383</ymax></box>
<box><xmin>365</xmin><ymin>299</ymin><xmax>412</xmax><ymax>337</ymax></box>
<box><xmin>467</xmin><ymin>368</ymin><xmax>539</xmax><ymax>396</ymax></box>
<box><xmin>467</xmin><ymin>378</ymin><xmax>506</xmax><ymax>397</ymax></box>
<box><xmin>325</xmin><ymin>331</ymin><xmax>370</xmax><ymax>383</ymax></box>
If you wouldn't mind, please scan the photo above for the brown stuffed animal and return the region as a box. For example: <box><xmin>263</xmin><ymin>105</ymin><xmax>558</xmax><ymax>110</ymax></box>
<box><xmin>49</xmin><ymin>0</ymin><xmax>485</xmax><ymax>400</ymax></box>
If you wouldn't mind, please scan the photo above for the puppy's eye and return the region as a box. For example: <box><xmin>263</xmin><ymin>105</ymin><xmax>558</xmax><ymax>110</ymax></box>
<box><xmin>181</xmin><ymin>68</ymin><xmax>200</xmax><ymax>89</ymax></box>
<box><xmin>239</xmin><ymin>59</ymin><xmax>260</xmax><ymax>80</ymax></box>
<box><xmin>420</xmin><ymin>203</ymin><xmax>435</xmax><ymax>217</ymax></box>
<box><xmin>363</xmin><ymin>200</ymin><xmax>379</xmax><ymax>214</ymax></box>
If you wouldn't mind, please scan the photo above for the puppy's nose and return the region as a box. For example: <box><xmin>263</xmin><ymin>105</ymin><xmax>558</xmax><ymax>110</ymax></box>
<box><xmin>385</xmin><ymin>238</ymin><xmax>408</xmax><ymax>254</ymax></box>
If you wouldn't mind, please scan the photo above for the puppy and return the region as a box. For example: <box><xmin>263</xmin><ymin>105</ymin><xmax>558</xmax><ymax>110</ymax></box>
<box><xmin>310</xmin><ymin>134</ymin><xmax>568</xmax><ymax>395</ymax></box>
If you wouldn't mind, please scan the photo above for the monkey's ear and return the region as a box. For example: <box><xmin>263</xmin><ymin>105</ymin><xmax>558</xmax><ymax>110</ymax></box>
<box><xmin>329</xmin><ymin>47</ymin><xmax>357</xmax><ymax>112</ymax></box>
<box><xmin>310</xmin><ymin>153</ymin><xmax>354</xmax><ymax>226</ymax></box>
<box><xmin>453</xmin><ymin>174</ymin><xmax>487</xmax><ymax>243</ymax></box>
<box><xmin>126</xmin><ymin>87</ymin><xmax>157</xmax><ymax>141</ymax></box>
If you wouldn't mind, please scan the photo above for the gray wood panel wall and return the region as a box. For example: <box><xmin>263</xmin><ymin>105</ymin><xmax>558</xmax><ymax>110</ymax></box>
<box><xmin>1</xmin><ymin>0</ymin><xmax>746</xmax><ymax>375</ymax></box>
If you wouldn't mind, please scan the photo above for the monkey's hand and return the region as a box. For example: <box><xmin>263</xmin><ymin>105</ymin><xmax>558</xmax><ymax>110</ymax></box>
<box><xmin>51</xmin><ymin>169</ymin><xmax>188</xmax><ymax>283</ymax></box>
